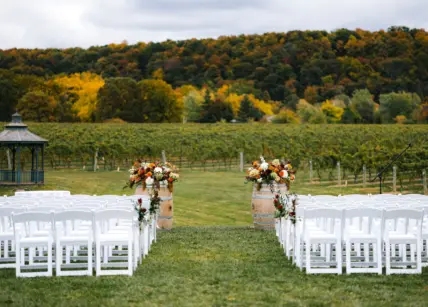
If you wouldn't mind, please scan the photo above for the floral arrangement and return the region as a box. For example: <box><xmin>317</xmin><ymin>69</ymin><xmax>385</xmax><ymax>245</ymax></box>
<box><xmin>273</xmin><ymin>192</ymin><xmax>297</xmax><ymax>224</ymax></box>
<box><xmin>133</xmin><ymin>189</ymin><xmax>162</xmax><ymax>226</ymax></box>
<box><xmin>126</xmin><ymin>160</ymin><xmax>179</xmax><ymax>192</ymax></box>
<box><xmin>245</xmin><ymin>156</ymin><xmax>295</xmax><ymax>191</ymax></box>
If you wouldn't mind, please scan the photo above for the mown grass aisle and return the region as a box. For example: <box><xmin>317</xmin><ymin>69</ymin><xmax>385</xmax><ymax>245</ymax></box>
<box><xmin>1</xmin><ymin>227</ymin><xmax>427</xmax><ymax>306</ymax></box>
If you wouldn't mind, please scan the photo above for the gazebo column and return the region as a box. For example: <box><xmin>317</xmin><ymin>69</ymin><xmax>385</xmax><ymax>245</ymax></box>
<box><xmin>31</xmin><ymin>147</ymin><xmax>35</xmax><ymax>182</ymax></box>
<box><xmin>35</xmin><ymin>147</ymin><xmax>39</xmax><ymax>183</ymax></box>
<box><xmin>41</xmin><ymin>145</ymin><xmax>45</xmax><ymax>183</ymax></box>
<box><xmin>16</xmin><ymin>146</ymin><xmax>21</xmax><ymax>184</ymax></box>
<box><xmin>12</xmin><ymin>147</ymin><xmax>16</xmax><ymax>182</ymax></box>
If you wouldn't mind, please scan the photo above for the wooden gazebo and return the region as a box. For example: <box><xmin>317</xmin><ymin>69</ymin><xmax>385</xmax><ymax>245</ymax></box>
<box><xmin>0</xmin><ymin>113</ymin><xmax>48</xmax><ymax>185</ymax></box>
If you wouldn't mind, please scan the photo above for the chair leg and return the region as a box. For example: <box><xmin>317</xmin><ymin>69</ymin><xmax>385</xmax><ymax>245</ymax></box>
<box><xmin>4</xmin><ymin>240</ymin><xmax>8</xmax><ymax>258</ymax></box>
<box><xmin>15</xmin><ymin>243</ymin><xmax>21</xmax><ymax>277</ymax></box>
<box><xmin>96</xmin><ymin>240</ymin><xmax>101</xmax><ymax>276</ymax></box>
<box><xmin>305</xmin><ymin>240</ymin><xmax>311</xmax><ymax>274</ymax></box>
<box><xmin>337</xmin><ymin>241</ymin><xmax>342</xmax><ymax>275</ymax></box>
<box><xmin>346</xmin><ymin>240</ymin><xmax>351</xmax><ymax>274</ymax></box>
<box><xmin>56</xmin><ymin>241</ymin><xmax>62</xmax><ymax>276</ymax></box>
<box><xmin>385</xmin><ymin>241</ymin><xmax>391</xmax><ymax>275</ymax></box>
<box><xmin>377</xmin><ymin>239</ymin><xmax>383</xmax><ymax>275</ymax></box>
<box><xmin>416</xmin><ymin>240</ymin><xmax>422</xmax><ymax>274</ymax></box>
<box><xmin>47</xmin><ymin>241</ymin><xmax>53</xmax><ymax>277</ymax></box>
<box><xmin>128</xmin><ymin>239</ymin><xmax>133</xmax><ymax>276</ymax></box>
<box><xmin>87</xmin><ymin>239</ymin><xmax>93</xmax><ymax>276</ymax></box>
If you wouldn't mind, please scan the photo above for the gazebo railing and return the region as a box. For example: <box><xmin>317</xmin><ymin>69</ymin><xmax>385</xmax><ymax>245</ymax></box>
<box><xmin>0</xmin><ymin>170</ymin><xmax>44</xmax><ymax>184</ymax></box>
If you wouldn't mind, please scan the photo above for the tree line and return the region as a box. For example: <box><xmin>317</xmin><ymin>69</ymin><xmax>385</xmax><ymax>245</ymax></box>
<box><xmin>0</xmin><ymin>27</ymin><xmax>428</xmax><ymax>123</ymax></box>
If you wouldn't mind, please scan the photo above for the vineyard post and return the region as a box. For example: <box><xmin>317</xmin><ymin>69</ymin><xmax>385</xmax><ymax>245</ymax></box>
<box><xmin>6</xmin><ymin>149</ymin><xmax>12</xmax><ymax>170</ymax></box>
<box><xmin>363</xmin><ymin>165</ymin><xmax>367</xmax><ymax>187</ymax></box>
<box><xmin>309</xmin><ymin>160</ymin><xmax>313</xmax><ymax>183</ymax></box>
<box><xmin>240</xmin><ymin>152</ymin><xmax>244</xmax><ymax>172</ymax></box>
<box><xmin>392</xmin><ymin>165</ymin><xmax>397</xmax><ymax>193</ymax></box>
<box><xmin>337</xmin><ymin>162</ymin><xmax>341</xmax><ymax>186</ymax></box>
<box><xmin>423</xmin><ymin>169</ymin><xmax>427</xmax><ymax>195</ymax></box>
<box><xmin>162</xmin><ymin>150</ymin><xmax>167</xmax><ymax>164</ymax></box>
<box><xmin>93</xmin><ymin>148</ymin><xmax>98</xmax><ymax>172</ymax></box>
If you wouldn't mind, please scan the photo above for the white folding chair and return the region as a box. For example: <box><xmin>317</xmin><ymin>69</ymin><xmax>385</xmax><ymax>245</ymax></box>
<box><xmin>94</xmin><ymin>209</ymin><xmax>135</xmax><ymax>276</ymax></box>
<box><xmin>12</xmin><ymin>211</ymin><xmax>54</xmax><ymax>277</ymax></box>
<box><xmin>344</xmin><ymin>208</ymin><xmax>383</xmax><ymax>274</ymax></box>
<box><xmin>383</xmin><ymin>209</ymin><xmax>423</xmax><ymax>275</ymax></box>
<box><xmin>54</xmin><ymin>210</ymin><xmax>94</xmax><ymax>276</ymax></box>
<box><xmin>302</xmin><ymin>208</ymin><xmax>344</xmax><ymax>274</ymax></box>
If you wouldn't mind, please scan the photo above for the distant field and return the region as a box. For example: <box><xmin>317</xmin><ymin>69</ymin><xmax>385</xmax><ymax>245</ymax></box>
<box><xmin>1</xmin><ymin>170</ymin><xmax>425</xmax><ymax>226</ymax></box>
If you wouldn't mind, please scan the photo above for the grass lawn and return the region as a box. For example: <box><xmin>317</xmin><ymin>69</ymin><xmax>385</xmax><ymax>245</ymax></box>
<box><xmin>0</xmin><ymin>170</ymin><xmax>427</xmax><ymax>306</ymax></box>
<box><xmin>0</xmin><ymin>227</ymin><xmax>426</xmax><ymax>306</ymax></box>
<box><xmin>1</xmin><ymin>169</ymin><xmax>421</xmax><ymax>226</ymax></box>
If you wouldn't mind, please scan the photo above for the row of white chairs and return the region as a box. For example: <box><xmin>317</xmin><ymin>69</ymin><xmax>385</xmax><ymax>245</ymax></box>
<box><xmin>0</xmin><ymin>191</ymin><xmax>156</xmax><ymax>278</ymax></box>
<box><xmin>276</xmin><ymin>194</ymin><xmax>428</xmax><ymax>275</ymax></box>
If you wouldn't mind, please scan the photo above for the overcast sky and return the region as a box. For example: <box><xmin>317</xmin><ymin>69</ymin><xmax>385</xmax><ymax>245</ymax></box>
<box><xmin>0</xmin><ymin>0</ymin><xmax>427</xmax><ymax>49</ymax></box>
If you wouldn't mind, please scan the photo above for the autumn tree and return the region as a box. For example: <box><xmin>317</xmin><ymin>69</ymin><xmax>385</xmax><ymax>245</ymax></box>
<box><xmin>138</xmin><ymin>79</ymin><xmax>182</xmax><ymax>122</ymax></box>
<box><xmin>321</xmin><ymin>100</ymin><xmax>344</xmax><ymax>123</ymax></box>
<box><xmin>183</xmin><ymin>90</ymin><xmax>203</xmax><ymax>122</ymax></box>
<box><xmin>379</xmin><ymin>92</ymin><xmax>421</xmax><ymax>123</ymax></box>
<box><xmin>238</xmin><ymin>95</ymin><xmax>263</xmax><ymax>122</ymax></box>
<box><xmin>97</xmin><ymin>77</ymin><xmax>139</xmax><ymax>122</ymax></box>
<box><xmin>350</xmin><ymin>89</ymin><xmax>376</xmax><ymax>123</ymax></box>
<box><xmin>17</xmin><ymin>91</ymin><xmax>53</xmax><ymax>122</ymax></box>
<box><xmin>53</xmin><ymin>72</ymin><xmax>105</xmax><ymax>122</ymax></box>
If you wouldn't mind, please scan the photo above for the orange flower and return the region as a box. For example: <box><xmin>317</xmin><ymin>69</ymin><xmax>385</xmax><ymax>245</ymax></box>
<box><xmin>258</xmin><ymin>167</ymin><xmax>263</xmax><ymax>172</ymax></box>
<box><xmin>146</xmin><ymin>172</ymin><xmax>152</xmax><ymax>177</ymax></box>
<box><xmin>274</xmin><ymin>168</ymin><xmax>279</xmax><ymax>173</ymax></box>
<box><xmin>253</xmin><ymin>161</ymin><xmax>259</xmax><ymax>167</ymax></box>
<box><xmin>268</xmin><ymin>165</ymin><xmax>275</xmax><ymax>171</ymax></box>
<box><xmin>168</xmin><ymin>177</ymin><xmax>174</xmax><ymax>183</ymax></box>
<box><xmin>290</xmin><ymin>174</ymin><xmax>295</xmax><ymax>181</ymax></box>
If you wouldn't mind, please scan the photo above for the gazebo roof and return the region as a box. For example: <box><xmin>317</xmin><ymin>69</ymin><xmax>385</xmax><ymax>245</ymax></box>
<box><xmin>0</xmin><ymin>113</ymin><xmax>48</xmax><ymax>145</ymax></box>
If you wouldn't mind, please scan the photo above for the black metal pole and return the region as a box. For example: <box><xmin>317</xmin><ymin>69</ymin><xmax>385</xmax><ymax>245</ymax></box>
<box><xmin>371</xmin><ymin>143</ymin><xmax>412</xmax><ymax>194</ymax></box>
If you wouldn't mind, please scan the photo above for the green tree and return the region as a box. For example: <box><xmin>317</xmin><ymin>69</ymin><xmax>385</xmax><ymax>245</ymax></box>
<box><xmin>17</xmin><ymin>91</ymin><xmax>53</xmax><ymax>122</ymax></box>
<box><xmin>237</xmin><ymin>95</ymin><xmax>263</xmax><ymax>122</ymax></box>
<box><xmin>350</xmin><ymin>89</ymin><xmax>376</xmax><ymax>123</ymax></box>
<box><xmin>138</xmin><ymin>79</ymin><xmax>182</xmax><ymax>123</ymax></box>
<box><xmin>183</xmin><ymin>90</ymin><xmax>203</xmax><ymax>122</ymax></box>
<box><xmin>201</xmin><ymin>98</ymin><xmax>234</xmax><ymax>123</ymax></box>
<box><xmin>97</xmin><ymin>77</ymin><xmax>139</xmax><ymax>122</ymax></box>
<box><xmin>379</xmin><ymin>92</ymin><xmax>421</xmax><ymax>123</ymax></box>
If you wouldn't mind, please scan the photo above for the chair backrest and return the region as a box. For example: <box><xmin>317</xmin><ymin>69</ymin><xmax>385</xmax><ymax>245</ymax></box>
<box><xmin>54</xmin><ymin>210</ymin><xmax>94</xmax><ymax>222</ymax></box>
<box><xmin>382</xmin><ymin>209</ymin><xmax>424</xmax><ymax>235</ymax></box>
<box><xmin>12</xmin><ymin>211</ymin><xmax>54</xmax><ymax>237</ymax></box>
<box><xmin>303</xmin><ymin>208</ymin><xmax>344</xmax><ymax>237</ymax></box>
<box><xmin>94</xmin><ymin>209</ymin><xmax>134</xmax><ymax>221</ymax></box>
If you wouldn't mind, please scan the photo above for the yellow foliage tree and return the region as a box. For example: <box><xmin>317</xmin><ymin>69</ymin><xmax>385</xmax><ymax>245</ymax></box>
<box><xmin>225</xmin><ymin>93</ymin><xmax>243</xmax><ymax>115</ymax></box>
<box><xmin>321</xmin><ymin>100</ymin><xmax>344</xmax><ymax>123</ymax></box>
<box><xmin>247</xmin><ymin>94</ymin><xmax>273</xmax><ymax>116</ymax></box>
<box><xmin>54</xmin><ymin>72</ymin><xmax>104</xmax><ymax>122</ymax></box>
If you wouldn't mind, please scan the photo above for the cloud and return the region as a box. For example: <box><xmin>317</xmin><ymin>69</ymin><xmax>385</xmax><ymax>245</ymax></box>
<box><xmin>0</xmin><ymin>0</ymin><xmax>427</xmax><ymax>49</ymax></box>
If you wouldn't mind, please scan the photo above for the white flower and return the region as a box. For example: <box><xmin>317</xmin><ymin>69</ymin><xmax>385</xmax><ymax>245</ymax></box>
<box><xmin>257</xmin><ymin>178</ymin><xmax>262</xmax><ymax>183</ymax></box>
<box><xmin>272</xmin><ymin>159</ymin><xmax>280</xmax><ymax>167</ymax></box>
<box><xmin>280</xmin><ymin>170</ymin><xmax>288</xmax><ymax>178</ymax></box>
<box><xmin>164</xmin><ymin>167</ymin><xmax>170</xmax><ymax>173</ymax></box>
<box><xmin>145</xmin><ymin>177</ymin><xmax>154</xmax><ymax>185</ymax></box>
<box><xmin>154</xmin><ymin>167</ymin><xmax>163</xmax><ymax>173</ymax></box>
<box><xmin>249</xmin><ymin>169</ymin><xmax>260</xmax><ymax>177</ymax></box>
<box><xmin>261</xmin><ymin>162</ymin><xmax>269</xmax><ymax>171</ymax></box>
<box><xmin>260</xmin><ymin>156</ymin><xmax>266</xmax><ymax>163</ymax></box>
<box><xmin>129</xmin><ymin>167</ymin><xmax>136</xmax><ymax>174</ymax></box>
